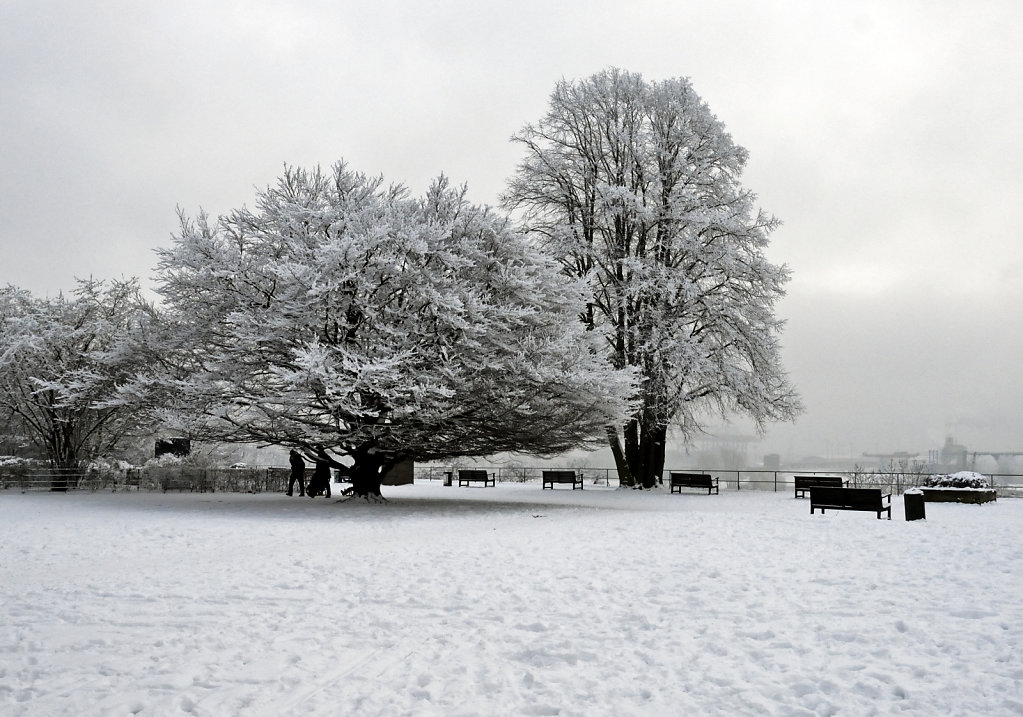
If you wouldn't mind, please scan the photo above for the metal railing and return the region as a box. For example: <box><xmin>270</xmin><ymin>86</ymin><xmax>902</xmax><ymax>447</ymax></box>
<box><xmin>415</xmin><ymin>465</ymin><xmax>620</xmax><ymax>486</ymax></box>
<box><xmin>0</xmin><ymin>468</ymin><xmax>93</xmax><ymax>492</ymax></box>
<box><xmin>416</xmin><ymin>465</ymin><xmax>1023</xmax><ymax>497</ymax></box>
<box><xmin>0</xmin><ymin>466</ymin><xmax>293</xmax><ymax>493</ymax></box>
<box><xmin>3</xmin><ymin>464</ymin><xmax>1020</xmax><ymax>498</ymax></box>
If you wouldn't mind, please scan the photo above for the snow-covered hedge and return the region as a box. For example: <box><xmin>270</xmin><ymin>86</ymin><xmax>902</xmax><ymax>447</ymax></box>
<box><xmin>922</xmin><ymin>471</ymin><xmax>991</xmax><ymax>489</ymax></box>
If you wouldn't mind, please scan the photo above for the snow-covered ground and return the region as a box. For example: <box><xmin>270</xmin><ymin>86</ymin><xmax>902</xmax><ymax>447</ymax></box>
<box><xmin>2</xmin><ymin>483</ymin><xmax>1021</xmax><ymax>716</ymax></box>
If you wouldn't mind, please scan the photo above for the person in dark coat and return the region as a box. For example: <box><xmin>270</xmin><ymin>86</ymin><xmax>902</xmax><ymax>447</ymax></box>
<box><xmin>308</xmin><ymin>459</ymin><xmax>332</xmax><ymax>498</ymax></box>
<box><xmin>286</xmin><ymin>450</ymin><xmax>306</xmax><ymax>496</ymax></box>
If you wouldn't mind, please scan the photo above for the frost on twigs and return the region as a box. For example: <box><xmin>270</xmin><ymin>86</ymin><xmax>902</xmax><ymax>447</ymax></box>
<box><xmin>144</xmin><ymin>161</ymin><xmax>636</xmax><ymax>495</ymax></box>
<box><xmin>0</xmin><ymin>279</ymin><xmax>157</xmax><ymax>470</ymax></box>
<box><xmin>504</xmin><ymin>68</ymin><xmax>803</xmax><ymax>487</ymax></box>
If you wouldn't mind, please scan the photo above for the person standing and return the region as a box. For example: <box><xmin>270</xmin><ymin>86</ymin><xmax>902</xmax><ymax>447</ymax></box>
<box><xmin>287</xmin><ymin>450</ymin><xmax>306</xmax><ymax>496</ymax></box>
<box><xmin>308</xmin><ymin>459</ymin><xmax>332</xmax><ymax>498</ymax></box>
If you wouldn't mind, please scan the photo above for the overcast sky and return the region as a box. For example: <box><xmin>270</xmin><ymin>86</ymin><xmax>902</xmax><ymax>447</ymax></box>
<box><xmin>2</xmin><ymin>0</ymin><xmax>1021</xmax><ymax>462</ymax></box>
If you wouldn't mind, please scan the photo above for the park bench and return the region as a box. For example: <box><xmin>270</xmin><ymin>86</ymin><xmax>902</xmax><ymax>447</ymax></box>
<box><xmin>160</xmin><ymin>474</ymin><xmax>213</xmax><ymax>493</ymax></box>
<box><xmin>793</xmin><ymin>475</ymin><xmax>845</xmax><ymax>498</ymax></box>
<box><xmin>115</xmin><ymin>468</ymin><xmax>143</xmax><ymax>492</ymax></box>
<box><xmin>161</xmin><ymin>476</ymin><xmax>191</xmax><ymax>492</ymax></box>
<box><xmin>542</xmin><ymin>470</ymin><xmax>583</xmax><ymax>490</ymax></box>
<box><xmin>669</xmin><ymin>472</ymin><xmax>719</xmax><ymax>495</ymax></box>
<box><xmin>809</xmin><ymin>486</ymin><xmax>891</xmax><ymax>519</ymax></box>
<box><xmin>457</xmin><ymin>469</ymin><xmax>495</xmax><ymax>487</ymax></box>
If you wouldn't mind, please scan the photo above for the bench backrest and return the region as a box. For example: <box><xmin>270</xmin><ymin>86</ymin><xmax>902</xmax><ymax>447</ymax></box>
<box><xmin>809</xmin><ymin>486</ymin><xmax>883</xmax><ymax>508</ymax></box>
<box><xmin>795</xmin><ymin>475</ymin><xmax>843</xmax><ymax>488</ymax></box>
<box><xmin>459</xmin><ymin>470</ymin><xmax>489</xmax><ymax>480</ymax></box>
<box><xmin>670</xmin><ymin>472</ymin><xmax>713</xmax><ymax>486</ymax></box>
<box><xmin>543</xmin><ymin>470</ymin><xmax>577</xmax><ymax>480</ymax></box>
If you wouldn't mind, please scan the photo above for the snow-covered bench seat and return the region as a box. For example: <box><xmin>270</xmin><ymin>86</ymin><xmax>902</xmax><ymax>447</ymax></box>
<box><xmin>542</xmin><ymin>470</ymin><xmax>583</xmax><ymax>490</ymax></box>
<box><xmin>669</xmin><ymin>472</ymin><xmax>718</xmax><ymax>495</ymax></box>
<box><xmin>457</xmin><ymin>470</ymin><xmax>495</xmax><ymax>487</ymax></box>
<box><xmin>809</xmin><ymin>486</ymin><xmax>891</xmax><ymax>519</ymax></box>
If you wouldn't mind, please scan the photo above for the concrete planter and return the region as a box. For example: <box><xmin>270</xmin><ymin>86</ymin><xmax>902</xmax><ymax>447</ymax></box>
<box><xmin>920</xmin><ymin>488</ymin><xmax>997</xmax><ymax>504</ymax></box>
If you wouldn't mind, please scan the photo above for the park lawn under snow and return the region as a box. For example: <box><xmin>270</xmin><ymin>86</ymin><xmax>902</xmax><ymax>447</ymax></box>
<box><xmin>1</xmin><ymin>484</ymin><xmax>1021</xmax><ymax>716</ymax></box>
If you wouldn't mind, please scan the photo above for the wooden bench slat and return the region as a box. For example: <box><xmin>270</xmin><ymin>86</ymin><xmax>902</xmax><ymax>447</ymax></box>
<box><xmin>809</xmin><ymin>486</ymin><xmax>891</xmax><ymax>519</ymax></box>
<box><xmin>793</xmin><ymin>475</ymin><xmax>845</xmax><ymax>498</ymax></box>
<box><xmin>542</xmin><ymin>470</ymin><xmax>583</xmax><ymax>490</ymax></box>
<box><xmin>669</xmin><ymin>472</ymin><xmax>718</xmax><ymax>495</ymax></box>
<box><xmin>457</xmin><ymin>470</ymin><xmax>495</xmax><ymax>487</ymax></box>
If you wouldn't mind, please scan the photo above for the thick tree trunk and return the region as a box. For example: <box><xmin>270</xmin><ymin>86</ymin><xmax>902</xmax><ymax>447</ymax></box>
<box><xmin>50</xmin><ymin>446</ymin><xmax>79</xmax><ymax>492</ymax></box>
<box><xmin>620</xmin><ymin>417</ymin><xmax>666</xmax><ymax>488</ymax></box>
<box><xmin>624</xmin><ymin>419</ymin><xmax>639</xmax><ymax>483</ymax></box>
<box><xmin>606</xmin><ymin>425</ymin><xmax>634</xmax><ymax>487</ymax></box>
<box><xmin>347</xmin><ymin>451</ymin><xmax>389</xmax><ymax>498</ymax></box>
<box><xmin>349</xmin><ymin>463</ymin><xmax>383</xmax><ymax>497</ymax></box>
<box><xmin>639</xmin><ymin>423</ymin><xmax>666</xmax><ymax>489</ymax></box>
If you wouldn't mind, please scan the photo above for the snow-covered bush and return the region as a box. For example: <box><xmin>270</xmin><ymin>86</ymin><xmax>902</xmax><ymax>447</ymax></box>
<box><xmin>83</xmin><ymin>458</ymin><xmax>133</xmax><ymax>474</ymax></box>
<box><xmin>922</xmin><ymin>471</ymin><xmax>991</xmax><ymax>489</ymax></box>
<box><xmin>143</xmin><ymin>453</ymin><xmax>184</xmax><ymax>468</ymax></box>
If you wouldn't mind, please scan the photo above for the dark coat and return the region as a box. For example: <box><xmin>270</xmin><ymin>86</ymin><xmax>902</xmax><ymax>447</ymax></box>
<box><xmin>308</xmin><ymin>460</ymin><xmax>332</xmax><ymax>497</ymax></box>
<box><xmin>289</xmin><ymin>451</ymin><xmax>306</xmax><ymax>477</ymax></box>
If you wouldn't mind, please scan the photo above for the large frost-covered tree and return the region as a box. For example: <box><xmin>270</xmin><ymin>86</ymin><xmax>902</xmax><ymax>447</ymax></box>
<box><xmin>504</xmin><ymin>68</ymin><xmax>802</xmax><ymax>488</ymax></box>
<box><xmin>145</xmin><ymin>162</ymin><xmax>635</xmax><ymax>497</ymax></box>
<box><xmin>0</xmin><ymin>279</ymin><xmax>156</xmax><ymax>479</ymax></box>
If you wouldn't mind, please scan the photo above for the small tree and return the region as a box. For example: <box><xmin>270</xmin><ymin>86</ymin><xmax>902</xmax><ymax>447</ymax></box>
<box><xmin>504</xmin><ymin>68</ymin><xmax>802</xmax><ymax>487</ymax></box>
<box><xmin>143</xmin><ymin>162</ymin><xmax>635</xmax><ymax>497</ymax></box>
<box><xmin>0</xmin><ymin>279</ymin><xmax>157</xmax><ymax>477</ymax></box>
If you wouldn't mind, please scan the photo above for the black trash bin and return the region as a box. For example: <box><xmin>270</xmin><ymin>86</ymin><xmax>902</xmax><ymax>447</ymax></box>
<box><xmin>443</xmin><ymin>471</ymin><xmax>452</xmax><ymax>487</ymax></box>
<box><xmin>904</xmin><ymin>490</ymin><xmax>926</xmax><ymax>521</ymax></box>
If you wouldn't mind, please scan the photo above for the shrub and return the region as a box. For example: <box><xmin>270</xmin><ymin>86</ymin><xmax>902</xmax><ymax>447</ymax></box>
<box><xmin>922</xmin><ymin>471</ymin><xmax>990</xmax><ymax>489</ymax></box>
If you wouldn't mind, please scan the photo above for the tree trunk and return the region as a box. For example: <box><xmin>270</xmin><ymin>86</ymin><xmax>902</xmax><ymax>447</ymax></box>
<box><xmin>50</xmin><ymin>444</ymin><xmax>79</xmax><ymax>492</ymax></box>
<box><xmin>619</xmin><ymin>417</ymin><xmax>666</xmax><ymax>488</ymax></box>
<box><xmin>348</xmin><ymin>452</ymin><xmax>386</xmax><ymax>498</ymax></box>
<box><xmin>639</xmin><ymin>422</ymin><xmax>667</xmax><ymax>489</ymax></box>
<box><xmin>606</xmin><ymin>425</ymin><xmax>634</xmax><ymax>487</ymax></box>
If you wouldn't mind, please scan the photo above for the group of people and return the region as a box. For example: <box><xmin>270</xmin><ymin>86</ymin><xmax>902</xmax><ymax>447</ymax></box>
<box><xmin>286</xmin><ymin>449</ymin><xmax>331</xmax><ymax>498</ymax></box>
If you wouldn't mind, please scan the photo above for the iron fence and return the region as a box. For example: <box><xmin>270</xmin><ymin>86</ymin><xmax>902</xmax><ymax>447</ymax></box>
<box><xmin>3</xmin><ymin>464</ymin><xmax>1021</xmax><ymax>497</ymax></box>
<box><xmin>0</xmin><ymin>466</ymin><xmax>291</xmax><ymax>493</ymax></box>
<box><xmin>416</xmin><ymin>465</ymin><xmax>1023</xmax><ymax>498</ymax></box>
<box><xmin>0</xmin><ymin>468</ymin><xmax>95</xmax><ymax>492</ymax></box>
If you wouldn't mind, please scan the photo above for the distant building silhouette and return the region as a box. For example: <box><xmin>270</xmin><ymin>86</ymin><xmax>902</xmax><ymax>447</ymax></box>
<box><xmin>928</xmin><ymin>436</ymin><xmax>967</xmax><ymax>472</ymax></box>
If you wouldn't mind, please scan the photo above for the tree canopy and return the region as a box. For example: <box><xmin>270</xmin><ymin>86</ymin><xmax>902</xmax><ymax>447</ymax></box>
<box><xmin>0</xmin><ymin>278</ymin><xmax>156</xmax><ymax>473</ymax></box>
<box><xmin>146</xmin><ymin>162</ymin><xmax>635</xmax><ymax>495</ymax></box>
<box><xmin>504</xmin><ymin>68</ymin><xmax>802</xmax><ymax>487</ymax></box>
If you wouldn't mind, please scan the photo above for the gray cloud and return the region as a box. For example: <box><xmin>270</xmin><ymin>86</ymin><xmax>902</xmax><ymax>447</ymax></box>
<box><xmin>2</xmin><ymin>0</ymin><xmax>1020</xmax><ymax>461</ymax></box>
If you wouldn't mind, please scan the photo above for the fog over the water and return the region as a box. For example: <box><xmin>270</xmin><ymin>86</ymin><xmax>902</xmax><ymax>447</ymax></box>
<box><xmin>2</xmin><ymin>1</ymin><xmax>1021</xmax><ymax>462</ymax></box>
